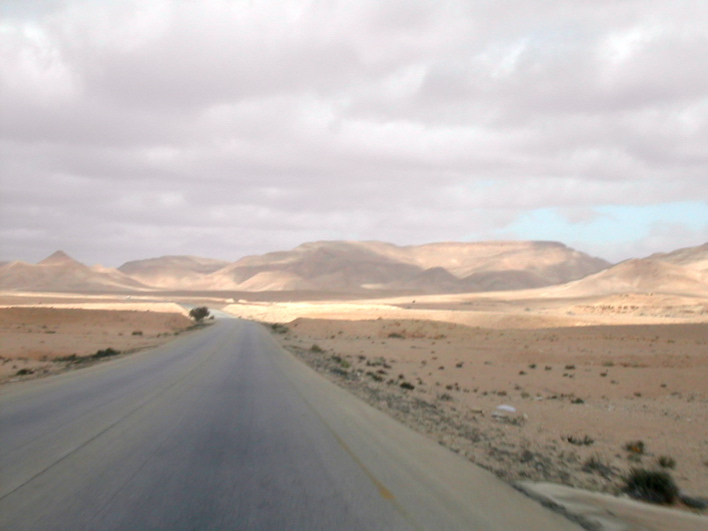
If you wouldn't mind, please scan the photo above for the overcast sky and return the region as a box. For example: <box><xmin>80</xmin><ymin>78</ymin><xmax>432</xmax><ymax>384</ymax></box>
<box><xmin>1</xmin><ymin>0</ymin><xmax>706</xmax><ymax>267</ymax></box>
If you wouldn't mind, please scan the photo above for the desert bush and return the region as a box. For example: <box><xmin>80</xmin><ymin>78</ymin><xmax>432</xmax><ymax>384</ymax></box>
<box><xmin>571</xmin><ymin>397</ymin><xmax>585</xmax><ymax>404</ymax></box>
<box><xmin>310</xmin><ymin>344</ymin><xmax>323</xmax><ymax>353</ymax></box>
<box><xmin>92</xmin><ymin>348</ymin><xmax>119</xmax><ymax>359</ymax></box>
<box><xmin>16</xmin><ymin>368</ymin><xmax>34</xmax><ymax>375</ymax></box>
<box><xmin>624</xmin><ymin>440</ymin><xmax>646</xmax><ymax>455</ymax></box>
<box><xmin>331</xmin><ymin>355</ymin><xmax>350</xmax><ymax>368</ymax></box>
<box><xmin>656</xmin><ymin>456</ymin><xmax>676</xmax><ymax>469</ymax></box>
<box><xmin>400</xmin><ymin>381</ymin><xmax>415</xmax><ymax>390</ymax></box>
<box><xmin>387</xmin><ymin>332</ymin><xmax>404</xmax><ymax>339</ymax></box>
<box><xmin>270</xmin><ymin>323</ymin><xmax>289</xmax><ymax>334</ymax></box>
<box><xmin>366</xmin><ymin>371</ymin><xmax>384</xmax><ymax>382</ymax></box>
<box><xmin>189</xmin><ymin>306</ymin><xmax>210</xmax><ymax>322</ymax></box>
<box><xmin>566</xmin><ymin>435</ymin><xmax>594</xmax><ymax>446</ymax></box>
<box><xmin>623</xmin><ymin>468</ymin><xmax>678</xmax><ymax>504</ymax></box>
<box><xmin>583</xmin><ymin>454</ymin><xmax>614</xmax><ymax>477</ymax></box>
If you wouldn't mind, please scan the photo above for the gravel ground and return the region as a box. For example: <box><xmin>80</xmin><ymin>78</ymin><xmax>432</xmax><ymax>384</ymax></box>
<box><xmin>281</xmin><ymin>335</ymin><xmax>624</xmax><ymax>493</ymax></box>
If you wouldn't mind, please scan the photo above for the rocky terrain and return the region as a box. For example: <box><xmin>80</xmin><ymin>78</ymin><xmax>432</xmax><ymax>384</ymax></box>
<box><xmin>266</xmin><ymin>316</ymin><xmax>707</xmax><ymax>509</ymax></box>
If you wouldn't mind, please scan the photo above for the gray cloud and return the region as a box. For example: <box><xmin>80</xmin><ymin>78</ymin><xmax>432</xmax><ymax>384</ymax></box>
<box><xmin>1</xmin><ymin>0</ymin><xmax>706</xmax><ymax>266</ymax></box>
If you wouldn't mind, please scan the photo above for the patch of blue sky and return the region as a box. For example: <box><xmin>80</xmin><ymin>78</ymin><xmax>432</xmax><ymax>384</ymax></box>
<box><xmin>503</xmin><ymin>201</ymin><xmax>708</xmax><ymax>244</ymax></box>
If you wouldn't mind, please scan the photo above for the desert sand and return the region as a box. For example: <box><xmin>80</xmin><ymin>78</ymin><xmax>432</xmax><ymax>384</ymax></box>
<box><xmin>0</xmin><ymin>300</ymin><xmax>194</xmax><ymax>382</ymax></box>
<box><xmin>1</xmin><ymin>285</ymin><xmax>705</xmax><ymax>528</ymax></box>
<box><xmin>221</xmin><ymin>288</ymin><xmax>707</xmax><ymax>514</ymax></box>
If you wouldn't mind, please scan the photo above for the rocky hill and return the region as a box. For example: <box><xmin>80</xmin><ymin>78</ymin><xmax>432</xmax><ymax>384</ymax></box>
<box><xmin>118</xmin><ymin>256</ymin><xmax>231</xmax><ymax>288</ymax></box>
<box><xmin>552</xmin><ymin>243</ymin><xmax>708</xmax><ymax>296</ymax></box>
<box><xmin>0</xmin><ymin>251</ymin><xmax>148</xmax><ymax>292</ymax></box>
<box><xmin>184</xmin><ymin>240</ymin><xmax>610</xmax><ymax>293</ymax></box>
<box><xmin>646</xmin><ymin>242</ymin><xmax>708</xmax><ymax>272</ymax></box>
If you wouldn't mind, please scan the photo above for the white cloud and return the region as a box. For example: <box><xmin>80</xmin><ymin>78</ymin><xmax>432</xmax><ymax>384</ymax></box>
<box><xmin>1</xmin><ymin>0</ymin><xmax>706</xmax><ymax>265</ymax></box>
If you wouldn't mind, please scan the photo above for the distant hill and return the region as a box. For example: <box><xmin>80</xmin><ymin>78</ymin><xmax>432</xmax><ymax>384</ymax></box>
<box><xmin>0</xmin><ymin>251</ymin><xmax>149</xmax><ymax>292</ymax></box>
<box><xmin>118</xmin><ymin>256</ymin><xmax>231</xmax><ymax>288</ymax></box>
<box><xmin>13</xmin><ymin>241</ymin><xmax>706</xmax><ymax>296</ymax></box>
<box><xmin>185</xmin><ymin>240</ymin><xmax>610</xmax><ymax>293</ymax></box>
<box><xmin>552</xmin><ymin>243</ymin><xmax>708</xmax><ymax>296</ymax></box>
<box><xmin>646</xmin><ymin>242</ymin><xmax>708</xmax><ymax>272</ymax></box>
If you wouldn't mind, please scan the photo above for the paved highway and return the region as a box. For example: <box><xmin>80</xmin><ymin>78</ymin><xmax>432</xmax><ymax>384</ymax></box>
<box><xmin>0</xmin><ymin>318</ymin><xmax>579</xmax><ymax>530</ymax></box>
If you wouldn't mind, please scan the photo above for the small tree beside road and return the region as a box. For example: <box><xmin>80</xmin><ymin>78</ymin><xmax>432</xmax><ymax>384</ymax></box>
<box><xmin>189</xmin><ymin>306</ymin><xmax>210</xmax><ymax>323</ymax></box>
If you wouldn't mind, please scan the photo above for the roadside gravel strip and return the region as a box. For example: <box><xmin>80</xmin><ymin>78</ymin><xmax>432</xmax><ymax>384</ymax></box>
<box><xmin>273</xmin><ymin>324</ymin><xmax>707</xmax><ymax>531</ymax></box>
<box><xmin>281</xmin><ymin>332</ymin><xmax>604</xmax><ymax>488</ymax></box>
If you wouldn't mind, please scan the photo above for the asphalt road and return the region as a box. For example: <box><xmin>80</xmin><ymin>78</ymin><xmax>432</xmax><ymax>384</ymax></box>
<box><xmin>0</xmin><ymin>318</ymin><xmax>579</xmax><ymax>530</ymax></box>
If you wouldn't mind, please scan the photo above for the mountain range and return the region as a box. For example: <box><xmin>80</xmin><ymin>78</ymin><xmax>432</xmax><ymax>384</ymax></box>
<box><xmin>553</xmin><ymin>243</ymin><xmax>708</xmax><ymax>296</ymax></box>
<box><xmin>0</xmin><ymin>251</ymin><xmax>146</xmax><ymax>293</ymax></box>
<box><xmin>0</xmin><ymin>240</ymin><xmax>706</xmax><ymax>296</ymax></box>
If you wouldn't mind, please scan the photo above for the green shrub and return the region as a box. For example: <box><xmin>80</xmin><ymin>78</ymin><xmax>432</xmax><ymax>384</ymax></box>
<box><xmin>330</xmin><ymin>355</ymin><xmax>351</xmax><ymax>368</ymax></box>
<box><xmin>623</xmin><ymin>468</ymin><xmax>678</xmax><ymax>504</ymax></box>
<box><xmin>310</xmin><ymin>344</ymin><xmax>323</xmax><ymax>353</ymax></box>
<box><xmin>92</xmin><ymin>348</ymin><xmax>119</xmax><ymax>359</ymax></box>
<box><xmin>189</xmin><ymin>306</ymin><xmax>210</xmax><ymax>322</ymax></box>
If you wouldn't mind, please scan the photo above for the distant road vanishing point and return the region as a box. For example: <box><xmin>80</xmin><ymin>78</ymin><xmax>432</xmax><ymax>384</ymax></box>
<box><xmin>0</xmin><ymin>317</ymin><xmax>579</xmax><ymax>530</ymax></box>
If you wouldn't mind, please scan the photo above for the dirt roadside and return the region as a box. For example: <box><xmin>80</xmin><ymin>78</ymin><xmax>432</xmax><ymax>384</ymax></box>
<box><xmin>265</xmin><ymin>317</ymin><xmax>707</xmax><ymax>529</ymax></box>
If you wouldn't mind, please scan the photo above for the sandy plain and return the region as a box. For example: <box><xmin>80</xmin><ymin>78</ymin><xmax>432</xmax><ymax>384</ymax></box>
<box><xmin>0</xmin><ymin>297</ymin><xmax>194</xmax><ymax>382</ymax></box>
<box><xmin>1</xmin><ymin>288</ymin><xmax>706</xmax><ymax>528</ymax></box>
<box><xmin>223</xmin><ymin>289</ymin><xmax>708</xmax><ymax>507</ymax></box>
